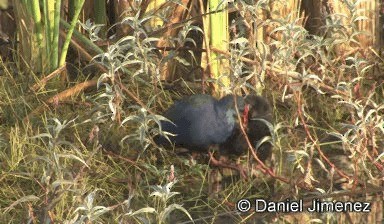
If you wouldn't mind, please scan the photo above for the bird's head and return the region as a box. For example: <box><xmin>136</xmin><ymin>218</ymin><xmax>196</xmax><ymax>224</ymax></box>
<box><xmin>244</xmin><ymin>95</ymin><xmax>272</xmax><ymax>121</ymax></box>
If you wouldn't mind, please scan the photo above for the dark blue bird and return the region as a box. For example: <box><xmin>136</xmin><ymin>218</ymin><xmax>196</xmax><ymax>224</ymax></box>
<box><xmin>220</xmin><ymin>95</ymin><xmax>273</xmax><ymax>162</ymax></box>
<box><xmin>155</xmin><ymin>94</ymin><xmax>246</xmax><ymax>151</ymax></box>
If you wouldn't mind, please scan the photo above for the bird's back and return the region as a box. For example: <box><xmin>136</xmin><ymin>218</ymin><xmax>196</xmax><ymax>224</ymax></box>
<box><xmin>157</xmin><ymin>94</ymin><xmax>238</xmax><ymax>150</ymax></box>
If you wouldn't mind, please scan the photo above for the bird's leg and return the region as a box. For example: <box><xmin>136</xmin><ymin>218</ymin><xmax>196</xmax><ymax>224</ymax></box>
<box><xmin>208</xmin><ymin>152</ymin><xmax>248</xmax><ymax>179</ymax></box>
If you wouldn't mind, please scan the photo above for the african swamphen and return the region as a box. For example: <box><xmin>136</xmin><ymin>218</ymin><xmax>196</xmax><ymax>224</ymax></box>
<box><xmin>155</xmin><ymin>94</ymin><xmax>246</xmax><ymax>151</ymax></box>
<box><xmin>220</xmin><ymin>95</ymin><xmax>273</xmax><ymax>162</ymax></box>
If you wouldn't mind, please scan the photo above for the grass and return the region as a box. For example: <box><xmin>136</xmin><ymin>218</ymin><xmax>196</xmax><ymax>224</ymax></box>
<box><xmin>0</xmin><ymin>0</ymin><xmax>383</xmax><ymax>223</ymax></box>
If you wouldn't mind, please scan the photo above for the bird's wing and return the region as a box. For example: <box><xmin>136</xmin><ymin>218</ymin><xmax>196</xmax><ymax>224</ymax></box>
<box><xmin>184</xmin><ymin>94</ymin><xmax>215</xmax><ymax>107</ymax></box>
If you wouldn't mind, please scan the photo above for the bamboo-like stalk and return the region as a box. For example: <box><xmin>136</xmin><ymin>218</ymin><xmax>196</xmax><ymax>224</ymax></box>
<box><xmin>355</xmin><ymin>0</ymin><xmax>375</xmax><ymax>47</ymax></box>
<box><xmin>199</xmin><ymin>0</ymin><xmax>211</xmax><ymax>92</ymax></box>
<box><xmin>148</xmin><ymin>0</ymin><xmax>166</xmax><ymax>28</ymax></box>
<box><xmin>209</xmin><ymin>0</ymin><xmax>229</xmax><ymax>95</ymax></box>
<box><xmin>60</xmin><ymin>19</ymin><xmax>104</xmax><ymax>55</ymax></box>
<box><xmin>51</xmin><ymin>0</ymin><xmax>62</xmax><ymax>70</ymax></box>
<box><xmin>43</xmin><ymin>0</ymin><xmax>53</xmax><ymax>67</ymax></box>
<box><xmin>14</xmin><ymin>0</ymin><xmax>69</xmax><ymax>73</ymax></box>
<box><xmin>30</xmin><ymin>0</ymin><xmax>44</xmax><ymax>70</ymax></box>
<box><xmin>68</xmin><ymin>0</ymin><xmax>75</xmax><ymax>20</ymax></box>
<box><xmin>94</xmin><ymin>0</ymin><xmax>106</xmax><ymax>25</ymax></box>
<box><xmin>13</xmin><ymin>0</ymin><xmax>30</xmax><ymax>66</ymax></box>
<box><xmin>156</xmin><ymin>0</ymin><xmax>190</xmax><ymax>81</ymax></box>
<box><xmin>329</xmin><ymin>0</ymin><xmax>374</xmax><ymax>48</ymax></box>
<box><xmin>94</xmin><ymin>0</ymin><xmax>107</xmax><ymax>39</ymax></box>
<box><xmin>30</xmin><ymin>0</ymin><xmax>43</xmax><ymax>47</ymax></box>
<box><xmin>375</xmin><ymin>0</ymin><xmax>381</xmax><ymax>47</ymax></box>
<box><xmin>59</xmin><ymin>0</ymin><xmax>85</xmax><ymax>66</ymax></box>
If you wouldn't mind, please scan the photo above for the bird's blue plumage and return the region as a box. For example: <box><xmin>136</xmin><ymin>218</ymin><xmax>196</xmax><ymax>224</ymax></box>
<box><xmin>156</xmin><ymin>94</ymin><xmax>245</xmax><ymax>150</ymax></box>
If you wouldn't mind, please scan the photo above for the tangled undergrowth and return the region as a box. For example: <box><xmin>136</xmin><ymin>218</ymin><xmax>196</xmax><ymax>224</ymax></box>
<box><xmin>0</xmin><ymin>1</ymin><xmax>383</xmax><ymax>223</ymax></box>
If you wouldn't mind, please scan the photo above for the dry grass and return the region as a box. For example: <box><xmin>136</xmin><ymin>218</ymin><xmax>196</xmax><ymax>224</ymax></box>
<box><xmin>0</xmin><ymin>0</ymin><xmax>383</xmax><ymax>223</ymax></box>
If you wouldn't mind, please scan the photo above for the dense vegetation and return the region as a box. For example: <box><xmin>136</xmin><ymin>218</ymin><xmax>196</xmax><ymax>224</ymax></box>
<box><xmin>0</xmin><ymin>0</ymin><xmax>383</xmax><ymax>223</ymax></box>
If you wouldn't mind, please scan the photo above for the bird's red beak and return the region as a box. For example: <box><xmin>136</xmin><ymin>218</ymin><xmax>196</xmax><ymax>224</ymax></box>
<box><xmin>242</xmin><ymin>104</ymin><xmax>250</xmax><ymax>128</ymax></box>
